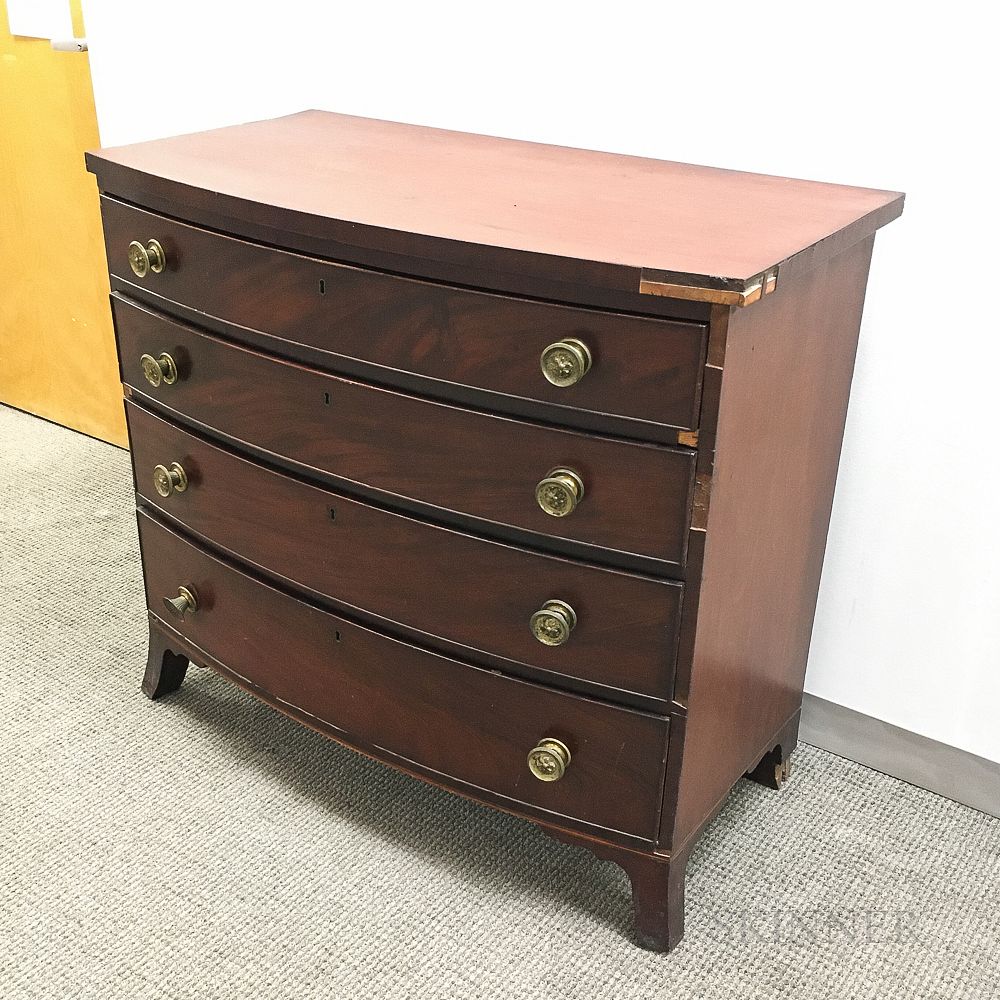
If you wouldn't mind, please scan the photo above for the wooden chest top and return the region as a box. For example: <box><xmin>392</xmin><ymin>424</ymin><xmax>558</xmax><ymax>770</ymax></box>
<box><xmin>86</xmin><ymin>110</ymin><xmax>903</xmax><ymax>302</ymax></box>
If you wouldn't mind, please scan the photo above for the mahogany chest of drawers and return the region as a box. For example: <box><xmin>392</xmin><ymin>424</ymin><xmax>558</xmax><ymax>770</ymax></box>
<box><xmin>87</xmin><ymin>112</ymin><xmax>902</xmax><ymax>952</ymax></box>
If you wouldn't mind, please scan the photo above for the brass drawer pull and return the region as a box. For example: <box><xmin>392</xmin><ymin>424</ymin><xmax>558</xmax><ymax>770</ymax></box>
<box><xmin>530</xmin><ymin>600</ymin><xmax>577</xmax><ymax>646</ymax></box>
<box><xmin>163</xmin><ymin>585</ymin><xmax>198</xmax><ymax>620</ymax></box>
<box><xmin>139</xmin><ymin>352</ymin><xmax>178</xmax><ymax>387</ymax></box>
<box><xmin>127</xmin><ymin>238</ymin><xmax>166</xmax><ymax>278</ymax></box>
<box><xmin>535</xmin><ymin>467</ymin><xmax>584</xmax><ymax>517</ymax></box>
<box><xmin>527</xmin><ymin>738</ymin><xmax>571</xmax><ymax>782</ymax></box>
<box><xmin>540</xmin><ymin>338</ymin><xmax>591</xmax><ymax>387</ymax></box>
<box><xmin>153</xmin><ymin>462</ymin><xmax>188</xmax><ymax>498</ymax></box>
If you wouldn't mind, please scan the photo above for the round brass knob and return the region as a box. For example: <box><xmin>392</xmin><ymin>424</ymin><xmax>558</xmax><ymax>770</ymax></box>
<box><xmin>540</xmin><ymin>338</ymin><xmax>592</xmax><ymax>388</ymax></box>
<box><xmin>527</xmin><ymin>738</ymin><xmax>571</xmax><ymax>782</ymax></box>
<box><xmin>163</xmin><ymin>585</ymin><xmax>198</xmax><ymax>620</ymax></box>
<box><xmin>530</xmin><ymin>600</ymin><xmax>577</xmax><ymax>646</ymax></box>
<box><xmin>127</xmin><ymin>239</ymin><xmax>166</xmax><ymax>278</ymax></box>
<box><xmin>153</xmin><ymin>462</ymin><xmax>188</xmax><ymax>498</ymax></box>
<box><xmin>139</xmin><ymin>352</ymin><xmax>178</xmax><ymax>387</ymax></box>
<box><xmin>535</xmin><ymin>467</ymin><xmax>584</xmax><ymax>517</ymax></box>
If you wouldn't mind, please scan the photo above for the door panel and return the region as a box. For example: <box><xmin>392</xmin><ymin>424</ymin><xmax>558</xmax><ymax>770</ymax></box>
<box><xmin>0</xmin><ymin>0</ymin><xmax>125</xmax><ymax>445</ymax></box>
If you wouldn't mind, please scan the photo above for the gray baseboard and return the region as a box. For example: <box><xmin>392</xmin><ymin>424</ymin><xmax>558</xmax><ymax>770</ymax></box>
<box><xmin>800</xmin><ymin>693</ymin><xmax>1000</xmax><ymax>819</ymax></box>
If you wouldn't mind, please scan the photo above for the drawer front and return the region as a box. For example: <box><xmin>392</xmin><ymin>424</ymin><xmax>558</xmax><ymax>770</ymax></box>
<box><xmin>102</xmin><ymin>198</ymin><xmax>706</xmax><ymax>432</ymax></box>
<box><xmin>116</xmin><ymin>299</ymin><xmax>695</xmax><ymax>567</ymax></box>
<box><xmin>139</xmin><ymin>513</ymin><xmax>668</xmax><ymax>839</ymax></box>
<box><xmin>128</xmin><ymin>403</ymin><xmax>682</xmax><ymax>703</ymax></box>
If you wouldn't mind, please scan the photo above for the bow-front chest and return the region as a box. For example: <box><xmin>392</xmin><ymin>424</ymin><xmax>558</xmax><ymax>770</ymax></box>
<box><xmin>87</xmin><ymin>112</ymin><xmax>902</xmax><ymax>951</ymax></box>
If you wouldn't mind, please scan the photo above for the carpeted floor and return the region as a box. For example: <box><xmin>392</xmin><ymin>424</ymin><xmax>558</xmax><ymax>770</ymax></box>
<box><xmin>1</xmin><ymin>402</ymin><xmax>998</xmax><ymax>1000</ymax></box>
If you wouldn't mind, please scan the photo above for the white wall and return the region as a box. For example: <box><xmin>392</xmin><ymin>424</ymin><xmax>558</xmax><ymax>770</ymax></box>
<box><xmin>83</xmin><ymin>1</ymin><xmax>1000</xmax><ymax>763</ymax></box>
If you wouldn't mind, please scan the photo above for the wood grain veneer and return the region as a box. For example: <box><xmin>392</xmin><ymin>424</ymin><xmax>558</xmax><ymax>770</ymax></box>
<box><xmin>88</xmin><ymin>111</ymin><xmax>903</xmax><ymax>953</ymax></box>
<box><xmin>101</xmin><ymin>198</ymin><xmax>708</xmax><ymax>435</ymax></box>
<box><xmin>127</xmin><ymin>401</ymin><xmax>683</xmax><ymax>706</ymax></box>
<box><xmin>114</xmin><ymin>297</ymin><xmax>696</xmax><ymax>570</ymax></box>
<box><xmin>87</xmin><ymin>110</ymin><xmax>903</xmax><ymax>299</ymax></box>
<box><xmin>139</xmin><ymin>513</ymin><xmax>669</xmax><ymax>841</ymax></box>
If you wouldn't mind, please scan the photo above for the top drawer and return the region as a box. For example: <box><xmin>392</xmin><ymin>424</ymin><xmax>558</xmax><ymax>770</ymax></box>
<box><xmin>101</xmin><ymin>199</ymin><xmax>707</xmax><ymax>434</ymax></box>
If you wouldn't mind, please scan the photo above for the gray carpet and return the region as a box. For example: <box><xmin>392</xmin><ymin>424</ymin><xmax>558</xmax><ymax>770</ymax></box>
<box><xmin>1</xmin><ymin>402</ymin><xmax>997</xmax><ymax>1000</ymax></box>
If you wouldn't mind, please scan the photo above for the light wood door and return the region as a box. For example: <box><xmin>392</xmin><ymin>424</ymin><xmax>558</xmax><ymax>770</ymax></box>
<box><xmin>0</xmin><ymin>0</ymin><xmax>125</xmax><ymax>445</ymax></box>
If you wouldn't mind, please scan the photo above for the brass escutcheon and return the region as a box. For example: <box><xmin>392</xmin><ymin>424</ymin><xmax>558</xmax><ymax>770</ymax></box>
<box><xmin>163</xmin><ymin>585</ymin><xmax>198</xmax><ymax>620</ymax></box>
<box><xmin>535</xmin><ymin>467</ymin><xmax>584</xmax><ymax>517</ymax></box>
<box><xmin>153</xmin><ymin>462</ymin><xmax>188</xmax><ymax>498</ymax></box>
<box><xmin>140</xmin><ymin>352</ymin><xmax>178</xmax><ymax>388</ymax></box>
<box><xmin>540</xmin><ymin>338</ymin><xmax>592</xmax><ymax>387</ymax></box>
<box><xmin>127</xmin><ymin>238</ymin><xmax>166</xmax><ymax>278</ymax></box>
<box><xmin>527</xmin><ymin>738</ymin><xmax>572</xmax><ymax>782</ymax></box>
<box><xmin>529</xmin><ymin>600</ymin><xmax>577</xmax><ymax>646</ymax></box>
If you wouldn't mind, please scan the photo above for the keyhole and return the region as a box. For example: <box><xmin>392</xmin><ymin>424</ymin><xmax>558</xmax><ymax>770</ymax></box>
<box><xmin>328</xmin><ymin>507</ymin><xmax>336</xmax><ymax>521</ymax></box>
<box><xmin>319</xmin><ymin>279</ymin><xmax>326</xmax><ymax>294</ymax></box>
<box><xmin>335</xmin><ymin>630</ymin><xmax>342</xmax><ymax>642</ymax></box>
<box><xmin>323</xmin><ymin>392</ymin><xmax>331</xmax><ymax>405</ymax></box>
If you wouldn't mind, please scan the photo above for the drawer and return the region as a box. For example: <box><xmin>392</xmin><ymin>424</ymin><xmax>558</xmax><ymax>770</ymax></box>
<box><xmin>139</xmin><ymin>513</ymin><xmax>668</xmax><ymax>840</ymax></box>
<box><xmin>102</xmin><ymin>198</ymin><xmax>707</xmax><ymax>433</ymax></box>
<box><xmin>116</xmin><ymin>298</ymin><xmax>696</xmax><ymax>568</ymax></box>
<box><xmin>128</xmin><ymin>403</ymin><xmax>682</xmax><ymax>704</ymax></box>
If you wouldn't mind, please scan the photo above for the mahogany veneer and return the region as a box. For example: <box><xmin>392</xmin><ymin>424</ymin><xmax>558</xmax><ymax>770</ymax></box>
<box><xmin>100</xmin><ymin>198</ymin><xmax>708</xmax><ymax>436</ymax></box>
<box><xmin>126</xmin><ymin>402</ymin><xmax>683</xmax><ymax>706</ymax></box>
<box><xmin>113</xmin><ymin>295</ymin><xmax>696</xmax><ymax>570</ymax></box>
<box><xmin>87</xmin><ymin>111</ymin><xmax>903</xmax><ymax>952</ymax></box>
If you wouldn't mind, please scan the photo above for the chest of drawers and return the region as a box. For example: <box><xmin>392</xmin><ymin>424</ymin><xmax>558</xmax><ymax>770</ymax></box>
<box><xmin>87</xmin><ymin>112</ymin><xmax>902</xmax><ymax>952</ymax></box>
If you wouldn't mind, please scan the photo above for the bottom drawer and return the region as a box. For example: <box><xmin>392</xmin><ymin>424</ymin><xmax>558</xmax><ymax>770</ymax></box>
<box><xmin>138</xmin><ymin>513</ymin><xmax>668</xmax><ymax>840</ymax></box>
